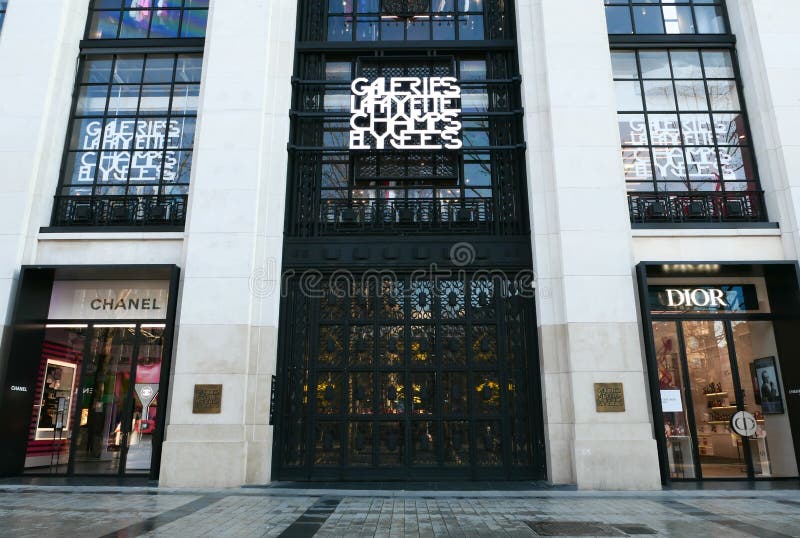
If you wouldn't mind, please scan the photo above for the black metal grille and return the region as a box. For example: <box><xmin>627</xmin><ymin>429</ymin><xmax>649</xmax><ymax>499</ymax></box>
<box><xmin>51</xmin><ymin>195</ymin><xmax>187</xmax><ymax>227</ymax></box>
<box><xmin>382</xmin><ymin>0</ymin><xmax>430</xmax><ymax>17</ymax></box>
<box><xmin>287</xmin><ymin>51</ymin><xmax>527</xmax><ymax>237</ymax></box>
<box><xmin>274</xmin><ymin>274</ymin><xmax>542</xmax><ymax>480</ymax></box>
<box><xmin>628</xmin><ymin>191</ymin><xmax>765</xmax><ymax>224</ymax></box>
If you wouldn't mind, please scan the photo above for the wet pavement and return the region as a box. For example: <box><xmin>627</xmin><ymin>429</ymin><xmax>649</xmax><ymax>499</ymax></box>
<box><xmin>0</xmin><ymin>482</ymin><xmax>798</xmax><ymax>537</ymax></box>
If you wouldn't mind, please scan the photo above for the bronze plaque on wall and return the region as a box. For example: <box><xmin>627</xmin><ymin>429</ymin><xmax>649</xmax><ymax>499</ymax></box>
<box><xmin>193</xmin><ymin>384</ymin><xmax>223</xmax><ymax>414</ymax></box>
<box><xmin>594</xmin><ymin>383</ymin><xmax>625</xmax><ymax>412</ymax></box>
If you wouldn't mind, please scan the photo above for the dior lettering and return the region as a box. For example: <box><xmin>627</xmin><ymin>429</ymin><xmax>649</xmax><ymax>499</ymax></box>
<box><xmin>90</xmin><ymin>298</ymin><xmax>162</xmax><ymax>311</ymax></box>
<box><xmin>665</xmin><ymin>288</ymin><xmax>728</xmax><ymax>308</ymax></box>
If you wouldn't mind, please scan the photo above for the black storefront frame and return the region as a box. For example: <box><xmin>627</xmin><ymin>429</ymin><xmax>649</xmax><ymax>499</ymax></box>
<box><xmin>0</xmin><ymin>265</ymin><xmax>180</xmax><ymax>480</ymax></box>
<box><xmin>636</xmin><ymin>261</ymin><xmax>800</xmax><ymax>483</ymax></box>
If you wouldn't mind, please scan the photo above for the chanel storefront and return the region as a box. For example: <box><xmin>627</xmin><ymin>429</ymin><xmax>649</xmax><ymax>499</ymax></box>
<box><xmin>0</xmin><ymin>266</ymin><xmax>180</xmax><ymax>479</ymax></box>
<box><xmin>638</xmin><ymin>262</ymin><xmax>800</xmax><ymax>482</ymax></box>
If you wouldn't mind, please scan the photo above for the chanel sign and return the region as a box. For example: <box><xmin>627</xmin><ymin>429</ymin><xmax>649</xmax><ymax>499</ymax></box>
<box><xmin>349</xmin><ymin>77</ymin><xmax>462</xmax><ymax>151</ymax></box>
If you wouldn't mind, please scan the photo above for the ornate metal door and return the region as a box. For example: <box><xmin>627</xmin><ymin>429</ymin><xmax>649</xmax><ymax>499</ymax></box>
<box><xmin>274</xmin><ymin>274</ymin><xmax>544</xmax><ymax>480</ymax></box>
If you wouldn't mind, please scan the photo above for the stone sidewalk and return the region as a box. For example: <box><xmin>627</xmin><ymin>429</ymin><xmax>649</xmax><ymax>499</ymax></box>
<box><xmin>0</xmin><ymin>485</ymin><xmax>799</xmax><ymax>537</ymax></box>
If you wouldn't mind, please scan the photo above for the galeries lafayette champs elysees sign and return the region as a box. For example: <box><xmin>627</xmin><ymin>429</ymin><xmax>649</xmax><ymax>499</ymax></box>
<box><xmin>349</xmin><ymin>77</ymin><xmax>463</xmax><ymax>151</ymax></box>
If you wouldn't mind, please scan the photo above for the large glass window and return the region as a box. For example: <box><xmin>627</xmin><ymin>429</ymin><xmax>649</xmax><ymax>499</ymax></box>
<box><xmin>61</xmin><ymin>54</ymin><xmax>200</xmax><ymax>199</ymax></box>
<box><xmin>87</xmin><ymin>0</ymin><xmax>209</xmax><ymax>39</ymax></box>
<box><xmin>605</xmin><ymin>0</ymin><xmax>726</xmax><ymax>35</ymax></box>
<box><xmin>608</xmin><ymin>0</ymin><xmax>766</xmax><ymax>224</ymax></box>
<box><xmin>614</xmin><ymin>49</ymin><xmax>756</xmax><ymax>194</ymax></box>
<box><xmin>52</xmin><ymin>2</ymin><xmax>207</xmax><ymax>228</ymax></box>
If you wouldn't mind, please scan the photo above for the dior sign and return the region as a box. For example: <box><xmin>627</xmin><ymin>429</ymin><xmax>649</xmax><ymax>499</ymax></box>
<box><xmin>664</xmin><ymin>288</ymin><xmax>728</xmax><ymax>308</ymax></box>
<box><xmin>349</xmin><ymin>77</ymin><xmax>462</xmax><ymax>151</ymax></box>
<box><xmin>649</xmin><ymin>284</ymin><xmax>758</xmax><ymax>312</ymax></box>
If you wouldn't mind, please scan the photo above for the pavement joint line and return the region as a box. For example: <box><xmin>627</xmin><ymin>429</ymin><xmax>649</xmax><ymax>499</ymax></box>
<box><xmin>98</xmin><ymin>495</ymin><xmax>226</xmax><ymax>538</ymax></box>
<box><xmin>277</xmin><ymin>496</ymin><xmax>343</xmax><ymax>538</ymax></box>
<box><xmin>657</xmin><ymin>499</ymin><xmax>796</xmax><ymax>538</ymax></box>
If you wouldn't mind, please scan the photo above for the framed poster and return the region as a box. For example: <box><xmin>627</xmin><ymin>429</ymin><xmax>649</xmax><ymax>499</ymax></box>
<box><xmin>35</xmin><ymin>359</ymin><xmax>77</xmax><ymax>439</ymax></box>
<box><xmin>751</xmin><ymin>356</ymin><xmax>784</xmax><ymax>415</ymax></box>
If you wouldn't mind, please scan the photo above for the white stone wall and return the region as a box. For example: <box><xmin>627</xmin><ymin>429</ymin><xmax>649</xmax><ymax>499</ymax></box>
<box><xmin>159</xmin><ymin>0</ymin><xmax>296</xmax><ymax>487</ymax></box>
<box><xmin>517</xmin><ymin>0</ymin><xmax>661</xmax><ymax>490</ymax></box>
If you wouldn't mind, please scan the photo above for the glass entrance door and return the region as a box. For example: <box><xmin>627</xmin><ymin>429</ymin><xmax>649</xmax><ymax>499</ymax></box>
<box><xmin>24</xmin><ymin>323</ymin><xmax>166</xmax><ymax>476</ymax></box>
<box><xmin>654</xmin><ymin>318</ymin><xmax>798</xmax><ymax>480</ymax></box>
<box><xmin>71</xmin><ymin>325</ymin><xmax>136</xmax><ymax>474</ymax></box>
<box><xmin>682</xmin><ymin>320</ymin><xmax>749</xmax><ymax>478</ymax></box>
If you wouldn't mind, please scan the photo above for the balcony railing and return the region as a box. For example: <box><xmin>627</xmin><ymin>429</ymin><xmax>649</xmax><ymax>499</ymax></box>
<box><xmin>628</xmin><ymin>191</ymin><xmax>767</xmax><ymax>225</ymax></box>
<box><xmin>317</xmin><ymin>198</ymin><xmax>499</xmax><ymax>234</ymax></box>
<box><xmin>51</xmin><ymin>195</ymin><xmax>188</xmax><ymax>228</ymax></box>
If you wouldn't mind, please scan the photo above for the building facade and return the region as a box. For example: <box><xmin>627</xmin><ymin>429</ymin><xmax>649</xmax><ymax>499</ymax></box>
<box><xmin>0</xmin><ymin>0</ymin><xmax>798</xmax><ymax>489</ymax></box>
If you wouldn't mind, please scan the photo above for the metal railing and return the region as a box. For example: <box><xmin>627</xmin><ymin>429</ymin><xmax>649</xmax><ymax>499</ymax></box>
<box><xmin>51</xmin><ymin>195</ymin><xmax>188</xmax><ymax>228</ymax></box>
<box><xmin>628</xmin><ymin>191</ymin><xmax>766</xmax><ymax>225</ymax></box>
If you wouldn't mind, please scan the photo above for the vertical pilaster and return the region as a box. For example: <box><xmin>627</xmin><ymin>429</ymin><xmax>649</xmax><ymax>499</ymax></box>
<box><xmin>0</xmin><ymin>0</ymin><xmax>89</xmax><ymax>365</ymax></box>
<box><xmin>516</xmin><ymin>0</ymin><xmax>661</xmax><ymax>489</ymax></box>
<box><xmin>159</xmin><ymin>0</ymin><xmax>295</xmax><ymax>487</ymax></box>
<box><xmin>726</xmin><ymin>0</ymin><xmax>800</xmax><ymax>258</ymax></box>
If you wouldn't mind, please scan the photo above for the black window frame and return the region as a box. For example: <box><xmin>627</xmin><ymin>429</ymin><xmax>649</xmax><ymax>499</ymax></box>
<box><xmin>47</xmin><ymin>1</ymin><xmax>208</xmax><ymax>231</ymax></box>
<box><xmin>608</xmin><ymin>1</ymin><xmax>769</xmax><ymax>226</ymax></box>
<box><xmin>605</xmin><ymin>0</ymin><xmax>727</xmax><ymax>37</ymax></box>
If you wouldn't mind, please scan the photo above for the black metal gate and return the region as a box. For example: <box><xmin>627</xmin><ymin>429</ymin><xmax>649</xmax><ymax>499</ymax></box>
<box><xmin>274</xmin><ymin>274</ymin><xmax>544</xmax><ymax>480</ymax></box>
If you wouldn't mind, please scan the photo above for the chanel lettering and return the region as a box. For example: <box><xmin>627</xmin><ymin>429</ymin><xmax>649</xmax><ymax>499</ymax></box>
<box><xmin>665</xmin><ymin>288</ymin><xmax>728</xmax><ymax>308</ymax></box>
<box><xmin>90</xmin><ymin>298</ymin><xmax>162</xmax><ymax>312</ymax></box>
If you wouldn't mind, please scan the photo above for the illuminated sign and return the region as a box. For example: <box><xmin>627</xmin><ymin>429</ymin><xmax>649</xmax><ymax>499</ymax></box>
<box><xmin>649</xmin><ymin>284</ymin><xmax>759</xmax><ymax>312</ymax></box>
<box><xmin>349</xmin><ymin>77</ymin><xmax>462</xmax><ymax>151</ymax></box>
<box><xmin>48</xmin><ymin>280</ymin><xmax>170</xmax><ymax>320</ymax></box>
<box><xmin>664</xmin><ymin>288</ymin><xmax>728</xmax><ymax>308</ymax></box>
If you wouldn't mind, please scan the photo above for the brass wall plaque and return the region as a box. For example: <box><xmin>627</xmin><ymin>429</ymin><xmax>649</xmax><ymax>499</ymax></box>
<box><xmin>193</xmin><ymin>384</ymin><xmax>223</xmax><ymax>414</ymax></box>
<box><xmin>594</xmin><ymin>383</ymin><xmax>625</xmax><ymax>412</ymax></box>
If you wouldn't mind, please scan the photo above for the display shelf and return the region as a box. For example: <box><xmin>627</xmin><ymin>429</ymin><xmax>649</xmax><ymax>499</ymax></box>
<box><xmin>704</xmin><ymin>392</ymin><xmax>728</xmax><ymax>397</ymax></box>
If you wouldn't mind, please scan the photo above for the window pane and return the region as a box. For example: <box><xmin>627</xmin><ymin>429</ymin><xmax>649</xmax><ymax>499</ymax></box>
<box><xmin>119</xmin><ymin>10</ymin><xmax>151</xmax><ymax>38</ymax></box>
<box><xmin>633</xmin><ymin>6</ymin><xmax>664</xmax><ymax>34</ymax></box>
<box><xmin>75</xmin><ymin>86</ymin><xmax>109</xmax><ymax>116</ymax></box>
<box><xmin>605</xmin><ymin>6</ymin><xmax>632</xmax><ymax>35</ymax></box>
<box><xmin>150</xmin><ymin>9</ymin><xmax>181</xmax><ymax>38</ymax></box>
<box><xmin>680</xmin><ymin>113</ymin><xmax>714</xmax><ymax>145</ymax></box>
<box><xmin>615</xmin><ymin>81</ymin><xmax>643</xmax><ymax>111</ymax></box>
<box><xmin>649</xmin><ymin>114</ymin><xmax>681</xmax><ymax>146</ymax></box>
<box><xmin>674</xmin><ymin>80</ymin><xmax>707</xmax><ymax>111</ymax></box>
<box><xmin>640</xmin><ymin>51</ymin><xmax>671</xmax><ymax>79</ymax></box>
<box><xmin>82</xmin><ymin>57</ymin><xmax>114</xmax><ymax>83</ymax></box>
<box><xmin>618</xmin><ymin>114</ymin><xmax>649</xmax><ymax>146</ymax></box>
<box><xmin>707</xmin><ymin>80</ymin><xmax>740</xmax><ymax>110</ymax></box>
<box><xmin>611</xmin><ymin>51</ymin><xmax>638</xmax><ymax>79</ymax></box>
<box><xmin>695</xmin><ymin>5</ymin><xmax>725</xmax><ymax>34</ymax></box>
<box><xmin>713</xmin><ymin>113</ymin><xmax>748</xmax><ymax>145</ymax></box>
<box><xmin>663</xmin><ymin>5</ymin><xmax>694</xmax><ymax>34</ymax></box>
<box><xmin>143</xmin><ymin>56</ymin><xmax>175</xmax><ymax>83</ymax></box>
<box><xmin>702</xmin><ymin>50</ymin><xmax>734</xmax><ymax>78</ymax></box>
<box><xmin>89</xmin><ymin>11</ymin><xmax>121</xmax><ymax>39</ymax></box>
<box><xmin>643</xmin><ymin>80</ymin><xmax>676</xmax><ymax>111</ymax></box>
<box><xmin>671</xmin><ymin>50</ymin><xmax>702</xmax><ymax>79</ymax></box>
<box><xmin>458</xmin><ymin>14</ymin><xmax>483</xmax><ymax>40</ymax></box>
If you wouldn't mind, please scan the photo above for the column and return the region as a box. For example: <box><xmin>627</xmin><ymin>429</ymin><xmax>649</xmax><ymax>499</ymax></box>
<box><xmin>516</xmin><ymin>0</ymin><xmax>662</xmax><ymax>489</ymax></box>
<box><xmin>726</xmin><ymin>0</ymin><xmax>800</xmax><ymax>259</ymax></box>
<box><xmin>0</xmin><ymin>0</ymin><xmax>89</xmax><ymax>355</ymax></box>
<box><xmin>159</xmin><ymin>0</ymin><xmax>295</xmax><ymax>487</ymax></box>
